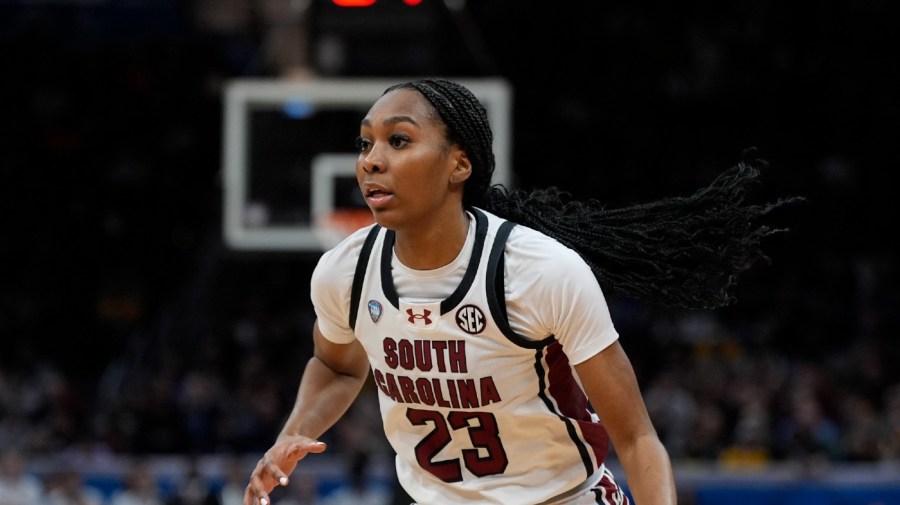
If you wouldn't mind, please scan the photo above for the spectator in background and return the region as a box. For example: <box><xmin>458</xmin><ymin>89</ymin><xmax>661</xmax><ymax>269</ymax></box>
<box><xmin>216</xmin><ymin>457</ymin><xmax>252</xmax><ymax>505</ymax></box>
<box><xmin>44</xmin><ymin>469</ymin><xmax>104</xmax><ymax>505</ymax></box>
<box><xmin>109</xmin><ymin>461</ymin><xmax>164</xmax><ymax>505</ymax></box>
<box><xmin>0</xmin><ymin>342</ymin><xmax>76</xmax><ymax>453</ymax></box>
<box><xmin>269</xmin><ymin>472</ymin><xmax>320</xmax><ymax>505</ymax></box>
<box><xmin>191</xmin><ymin>0</ymin><xmax>316</xmax><ymax>79</ymax></box>
<box><xmin>838</xmin><ymin>392</ymin><xmax>883</xmax><ymax>462</ymax></box>
<box><xmin>644</xmin><ymin>369</ymin><xmax>698</xmax><ymax>459</ymax></box>
<box><xmin>879</xmin><ymin>384</ymin><xmax>900</xmax><ymax>460</ymax></box>
<box><xmin>773</xmin><ymin>389</ymin><xmax>842</xmax><ymax>470</ymax></box>
<box><xmin>167</xmin><ymin>459</ymin><xmax>217</xmax><ymax>505</ymax></box>
<box><xmin>0</xmin><ymin>447</ymin><xmax>45</xmax><ymax>505</ymax></box>
<box><xmin>319</xmin><ymin>451</ymin><xmax>389</xmax><ymax>505</ymax></box>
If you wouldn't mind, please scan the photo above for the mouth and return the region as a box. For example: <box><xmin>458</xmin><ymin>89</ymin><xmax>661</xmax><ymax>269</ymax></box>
<box><xmin>363</xmin><ymin>184</ymin><xmax>393</xmax><ymax>207</ymax></box>
<box><xmin>365</xmin><ymin>187</ymin><xmax>389</xmax><ymax>198</ymax></box>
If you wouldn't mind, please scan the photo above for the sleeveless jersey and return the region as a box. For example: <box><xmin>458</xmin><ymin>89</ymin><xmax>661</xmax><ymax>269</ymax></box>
<box><xmin>317</xmin><ymin>208</ymin><xmax>629</xmax><ymax>504</ymax></box>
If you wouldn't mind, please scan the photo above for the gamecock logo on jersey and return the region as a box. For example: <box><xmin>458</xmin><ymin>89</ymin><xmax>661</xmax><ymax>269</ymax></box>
<box><xmin>406</xmin><ymin>308</ymin><xmax>432</xmax><ymax>326</ymax></box>
<box><xmin>455</xmin><ymin>305</ymin><xmax>486</xmax><ymax>334</ymax></box>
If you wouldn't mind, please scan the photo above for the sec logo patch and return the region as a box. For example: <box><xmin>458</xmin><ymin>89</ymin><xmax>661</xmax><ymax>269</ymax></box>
<box><xmin>455</xmin><ymin>304</ymin><xmax>486</xmax><ymax>334</ymax></box>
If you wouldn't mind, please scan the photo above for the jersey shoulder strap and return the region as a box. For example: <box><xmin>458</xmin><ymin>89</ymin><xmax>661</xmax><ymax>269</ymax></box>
<box><xmin>348</xmin><ymin>215</ymin><xmax>517</xmax><ymax>332</ymax></box>
<box><xmin>349</xmin><ymin>225</ymin><xmax>382</xmax><ymax>331</ymax></box>
<box><xmin>486</xmin><ymin>220</ymin><xmax>554</xmax><ymax>348</ymax></box>
<box><xmin>487</xmin><ymin>220</ymin><xmax>517</xmax><ymax>324</ymax></box>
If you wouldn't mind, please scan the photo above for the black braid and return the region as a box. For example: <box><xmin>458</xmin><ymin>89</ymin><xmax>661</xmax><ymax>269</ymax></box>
<box><xmin>485</xmin><ymin>153</ymin><xmax>804</xmax><ymax>309</ymax></box>
<box><xmin>384</xmin><ymin>78</ymin><xmax>804</xmax><ymax>310</ymax></box>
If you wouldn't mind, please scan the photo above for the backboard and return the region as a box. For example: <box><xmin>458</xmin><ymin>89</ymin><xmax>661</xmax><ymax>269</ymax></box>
<box><xmin>222</xmin><ymin>77</ymin><xmax>513</xmax><ymax>251</ymax></box>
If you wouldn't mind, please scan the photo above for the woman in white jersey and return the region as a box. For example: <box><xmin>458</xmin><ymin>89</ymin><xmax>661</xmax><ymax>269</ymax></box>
<box><xmin>243</xmin><ymin>79</ymin><xmax>801</xmax><ymax>505</ymax></box>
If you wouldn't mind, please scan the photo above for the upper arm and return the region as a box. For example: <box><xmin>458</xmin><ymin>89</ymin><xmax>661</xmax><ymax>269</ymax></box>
<box><xmin>312</xmin><ymin>320</ymin><xmax>370</xmax><ymax>380</ymax></box>
<box><xmin>574</xmin><ymin>341</ymin><xmax>658</xmax><ymax>448</ymax></box>
<box><xmin>504</xmin><ymin>229</ymin><xmax>618</xmax><ymax>358</ymax></box>
<box><xmin>310</xmin><ymin>233</ymin><xmax>368</xmax><ymax>345</ymax></box>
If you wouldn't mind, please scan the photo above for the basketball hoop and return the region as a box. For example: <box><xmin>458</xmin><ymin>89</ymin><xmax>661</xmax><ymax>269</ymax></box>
<box><xmin>315</xmin><ymin>208</ymin><xmax>375</xmax><ymax>248</ymax></box>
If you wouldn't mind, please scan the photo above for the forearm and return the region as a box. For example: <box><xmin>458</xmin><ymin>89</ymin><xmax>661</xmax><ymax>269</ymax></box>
<box><xmin>617</xmin><ymin>434</ymin><xmax>677</xmax><ymax>505</ymax></box>
<box><xmin>278</xmin><ymin>356</ymin><xmax>368</xmax><ymax>441</ymax></box>
<box><xmin>574</xmin><ymin>344</ymin><xmax>677</xmax><ymax>504</ymax></box>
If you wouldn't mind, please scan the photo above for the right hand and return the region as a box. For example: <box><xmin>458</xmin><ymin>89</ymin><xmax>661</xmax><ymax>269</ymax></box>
<box><xmin>243</xmin><ymin>436</ymin><xmax>328</xmax><ymax>505</ymax></box>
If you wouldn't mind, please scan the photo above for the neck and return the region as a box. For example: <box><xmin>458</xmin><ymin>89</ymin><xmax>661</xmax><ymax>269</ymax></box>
<box><xmin>393</xmin><ymin>209</ymin><xmax>470</xmax><ymax>270</ymax></box>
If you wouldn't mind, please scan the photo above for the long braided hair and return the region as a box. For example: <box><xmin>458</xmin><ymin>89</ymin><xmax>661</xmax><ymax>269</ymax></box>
<box><xmin>384</xmin><ymin>78</ymin><xmax>803</xmax><ymax>310</ymax></box>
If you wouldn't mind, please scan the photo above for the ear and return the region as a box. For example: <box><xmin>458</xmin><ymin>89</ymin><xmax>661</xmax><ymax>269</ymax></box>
<box><xmin>449</xmin><ymin>151</ymin><xmax>472</xmax><ymax>185</ymax></box>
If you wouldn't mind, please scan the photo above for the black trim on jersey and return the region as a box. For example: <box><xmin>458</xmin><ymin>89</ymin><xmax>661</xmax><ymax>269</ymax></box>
<box><xmin>441</xmin><ymin>208</ymin><xmax>488</xmax><ymax>313</ymax></box>
<box><xmin>379</xmin><ymin>209</ymin><xmax>489</xmax><ymax>314</ymax></box>
<box><xmin>534</xmin><ymin>348</ymin><xmax>595</xmax><ymax>480</ymax></box>
<box><xmin>488</xmin><ymin>222</ymin><xmax>595</xmax><ymax>481</ymax></box>
<box><xmin>380</xmin><ymin>229</ymin><xmax>398</xmax><ymax>306</ymax></box>
<box><xmin>486</xmin><ymin>220</ymin><xmax>555</xmax><ymax>349</ymax></box>
<box><xmin>349</xmin><ymin>225</ymin><xmax>382</xmax><ymax>331</ymax></box>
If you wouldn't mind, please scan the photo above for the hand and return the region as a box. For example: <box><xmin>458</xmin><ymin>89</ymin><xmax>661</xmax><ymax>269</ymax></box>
<box><xmin>243</xmin><ymin>436</ymin><xmax>328</xmax><ymax>505</ymax></box>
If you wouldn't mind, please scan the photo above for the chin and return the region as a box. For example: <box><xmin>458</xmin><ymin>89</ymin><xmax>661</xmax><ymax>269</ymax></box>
<box><xmin>370</xmin><ymin>210</ymin><xmax>399</xmax><ymax>230</ymax></box>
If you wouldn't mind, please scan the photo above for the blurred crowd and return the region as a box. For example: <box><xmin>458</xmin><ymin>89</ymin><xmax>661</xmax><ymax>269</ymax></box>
<box><xmin>1</xmin><ymin>0</ymin><xmax>899</xmax><ymax>502</ymax></box>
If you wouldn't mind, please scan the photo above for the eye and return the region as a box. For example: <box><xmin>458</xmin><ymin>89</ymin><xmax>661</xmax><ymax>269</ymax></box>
<box><xmin>388</xmin><ymin>133</ymin><xmax>409</xmax><ymax>149</ymax></box>
<box><xmin>354</xmin><ymin>136</ymin><xmax>371</xmax><ymax>152</ymax></box>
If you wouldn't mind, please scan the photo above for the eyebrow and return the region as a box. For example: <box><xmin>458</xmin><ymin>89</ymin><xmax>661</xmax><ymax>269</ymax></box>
<box><xmin>360</xmin><ymin>115</ymin><xmax>419</xmax><ymax>128</ymax></box>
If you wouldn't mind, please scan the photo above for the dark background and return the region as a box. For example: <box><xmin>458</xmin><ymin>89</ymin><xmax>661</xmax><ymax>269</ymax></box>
<box><xmin>1</xmin><ymin>0</ymin><xmax>898</xmax><ymax>468</ymax></box>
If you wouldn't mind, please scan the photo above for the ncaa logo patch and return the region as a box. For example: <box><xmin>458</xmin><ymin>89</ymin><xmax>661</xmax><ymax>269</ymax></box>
<box><xmin>455</xmin><ymin>304</ymin><xmax>486</xmax><ymax>334</ymax></box>
<box><xmin>368</xmin><ymin>300</ymin><xmax>383</xmax><ymax>323</ymax></box>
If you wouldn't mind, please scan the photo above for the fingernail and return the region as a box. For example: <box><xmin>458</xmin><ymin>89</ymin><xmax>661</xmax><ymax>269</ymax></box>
<box><xmin>261</xmin><ymin>499</ymin><xmax>268</xmax><ymax>505</ymax></box>
<box><xmin>314</xmin><ymin>441</ymin><xmax>325</xmax><ymax>445</ymax></box>
<box><xmin>279</xmin><ymin>477</ymin><xmax>288</xmax><ymax>486</ymax></box>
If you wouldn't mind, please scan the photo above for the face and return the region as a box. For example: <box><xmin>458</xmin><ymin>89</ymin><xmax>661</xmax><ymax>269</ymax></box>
<box><xmin>356</xmin><ymin>88</ymin><xmax>471</xmax><ymax>232</ymax></box>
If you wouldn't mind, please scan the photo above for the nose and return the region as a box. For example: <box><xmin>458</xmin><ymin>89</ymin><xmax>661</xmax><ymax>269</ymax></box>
<box><xmin>360</xmin><ymin>153</ymin><xmax>383</xmax><ymax>174</ymax></box>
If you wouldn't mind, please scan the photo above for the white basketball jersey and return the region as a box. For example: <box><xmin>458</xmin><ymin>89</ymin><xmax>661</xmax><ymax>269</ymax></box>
<box><xmin>347</xmin><ymin>209</ymin><xmax>628</xmax><ymax>505</ymax></box>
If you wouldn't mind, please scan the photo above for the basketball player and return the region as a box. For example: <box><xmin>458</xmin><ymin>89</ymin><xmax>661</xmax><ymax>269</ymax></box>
<box><xmin>243</xmin><ymin>79</ymin><xmax>800</xmax><ymax>504</ymax></box>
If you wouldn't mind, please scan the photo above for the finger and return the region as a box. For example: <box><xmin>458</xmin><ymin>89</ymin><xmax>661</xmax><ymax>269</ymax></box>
<box><xmin>256</xmin><ymin>466</ymin><xmax>277</xmax><ymax>489</ymax></box>
<box><xmin>262</xmin><ymin>458</ymin><xmax>290</xmax><ymax>486</ymax></box>
<box><xmin>265</xmin><ymin>441</ymin><xmax>328</xmax><ymax>478</ymax></box>
<box><xmin>244</xmin><ymin>484</ymin><xmax>270</xmax><ymax>505</ymax></box>
<box><xmin>247</xmin><ymin>467</ymin><xmax>277</xmax><ymax>499</ymax></box>
<box><xmin>306</xmin><ymin>440</ymin><xmax>327</xmax><ymax>454</ymax></box>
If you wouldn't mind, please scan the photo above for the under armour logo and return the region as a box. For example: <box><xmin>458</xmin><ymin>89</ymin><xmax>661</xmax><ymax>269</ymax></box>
<box><xmin>406</xmin><ymin>308</ymin><xmax>432</xmax><ymax>325</ymax></box>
